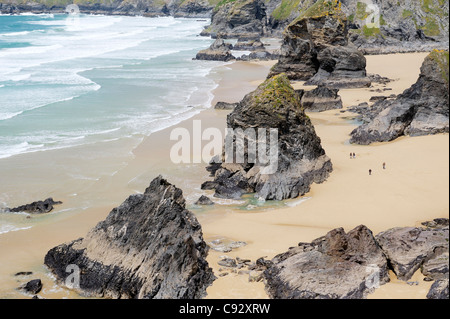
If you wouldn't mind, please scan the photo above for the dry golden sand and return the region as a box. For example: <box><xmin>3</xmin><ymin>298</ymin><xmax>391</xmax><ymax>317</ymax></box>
<box><xmin>0</xmin><ymin>52</ymin><xmax>447</xmax><ymax>299</ymax></box>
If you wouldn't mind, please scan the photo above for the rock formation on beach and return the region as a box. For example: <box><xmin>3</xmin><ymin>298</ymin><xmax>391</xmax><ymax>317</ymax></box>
<box><xmin>264</xmin><ymin>225</ymin><xmax>390</xmax><ymax>299</ymax></box>
<box><xmin>350</xmin><ymin>49</ymin><xmax>449</xmax><ymax>145</ymax></box>
<box><xmin>268</xmin><ymin>0</ymin><xmax>371</xmax><ymax>88</ymax></box>
<box><xmin>201</xmin><ymin>73</ymin><xmax>333</xmax><ymax>200</ymax></box>
<box><xmin>6</xmin><ymin>198</ymin><xmax>62</xmax><ymax>214</ymax></box>
<box><xmin>298</xmin><ymin>86</ymin><xmax>343</xmax><ymax>112</ymax></box>
<box><xmin>199</xmin><ymin>0</ymin><xmax>267</xmax><ymax>39</ymax></box>
<box><xmin>263</xmin><ymin>219</ymin><xmax>449</xmax><ymax>299</ymax></box>
<box><xmin>44</xmin><ymin>176</ymin><xmax>215</xmax><ymax>299</ymax></box>
<box><xmin>195</xmin><ymin>38</ymin><xmax>235</xmax><ymax>61</ymax></box>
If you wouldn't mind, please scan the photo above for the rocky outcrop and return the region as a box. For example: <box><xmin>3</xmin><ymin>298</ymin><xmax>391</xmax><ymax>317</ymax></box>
<box><xmin>264</xmin><ymin>225</ymin><xmax>390</xmax><ymax>299</ymax></box>
<box><xmin>8</xmin><ymin>198</ymin><xmax>62</xmax><ymax>214</ymax></box>
<box><xmin>263</xmin><ymin>219</ymin><xmax>449</xmax><ymax>299</ymax></box>
<box><xmin>195</xmin><ymin>38</ymin><xmax>235</xmax><ymax>61</ymax></box>
<box><xmin>268</xmin><ymin>0</ymin><xmax>371</xmax><ymax>88</ymax></box>
<box><xmin>44</xmin><ymin>176</ymin><xmax>215</xmax><ymax>299</ymax></box>
<box><xmin>201</xmin><ymin>73</ymin><xmax>332</xmax><ymax>200</ymax></box>
<box><xmin>20</xmin><ymin>279</ymin><xmax>42</xmax><ymax>295</ymax></box>
<box><xmin>200</xmin><ymin>0</ymin><xmax>267</xmax><ymax>39</ymax></box>
<box><xmin>233</xmin><ymin>38</ymin><xmax>266</xmax><ymax>51</ymax></box>
<box><xmin>427</xmin><ymin>279</ymin><xmax>449</xmax><ymax>299</ymax></box>
<box><xmin>375</xmin><ymin>224</ymin><xmax>449</xmax><ymax>282</ymax></box>
<box><xmin>195</xmin><ymin>195</ymin><xmax>214</xmax><ymax>205</ymax></box>
<box><xmin>299</xmin><ymin>86</ymin><xmax>343</xmax><ymax>112</ymax></box>
<box><xmin>214</xmin><ymin>101</ymin><xmax>238</xmax><ymax>110</ymax></box>
<box><xmin>350</xmin><ymin>50</ymin><xmax>449</xmax><ymax>145</ymax></box>
<box><xmin>237</xmin><ymin>49</ymin><xmax>280</xmax><ymax>61</ymax></box>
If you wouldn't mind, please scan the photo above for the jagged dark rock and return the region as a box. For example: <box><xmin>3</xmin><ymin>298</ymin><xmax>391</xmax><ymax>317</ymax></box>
<box><xmin>8</xmin><ymin>198</ymin><xmax>62</xmax><ymax>214</ymax></box>
<box><xmin>427</xmin><ymin>279</ymin><xmax>449</xmax><ymax>299</ymax></box>
<box><xmin>202</xmin><ymin>73</ymin><xmax>332</xmax><ymax>200</ymax></box>
<box><xmin>44</xmin><ymin>176</ymin><xmax>215</xmax><ymax>299</ymax></box>
<box><xmin>350</xmin><ymin>50</ymin><xmax>449</xmax><ymax>145</ymax></box>
<box><xmin>268</xmin><ymin>1</ymin><xmax>370</xmax><ymax>88</ymax></box>
<box><xmin>214</xmin><ymin>101</ymin><xmax>238</xmax><ymax>110</ymax></box>
<box><xmin>21</xmin><ymin>279</ymin><xmax>42</xmax><ymax>295</ymax></box>
<box><xmin>195</xmin><ymin>195</ymin><xmax>214</xmax><ymax>205</ymax></box>
<box><xmin>233</xmin><ymin>39</ymin><xmax>266</xmax><ymax>51</ymax></box>
<box><xmin>195</xmin><ymin>38</ymin><xmax>235</xmax><ymax>61</ymax></box>
<box><xmin>300</xmin><ymin>86</ymin><xmax>343</xmax><ymax>112</ymax></box>
<box><xmin>264</xmin><ymin>225</ymin><xmax>390</xmax><ymax>299</ymax></box>
<box><xmin>237</xmin><ymin>49</ymin><xmax>279</xmax><ymax>61</ymax></box>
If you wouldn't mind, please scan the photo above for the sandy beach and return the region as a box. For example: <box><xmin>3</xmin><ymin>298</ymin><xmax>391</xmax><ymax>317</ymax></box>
<box><xmin>0</xmin><ymin>52</ymin><xmax>448</xmax><ymax>299</ymax></box>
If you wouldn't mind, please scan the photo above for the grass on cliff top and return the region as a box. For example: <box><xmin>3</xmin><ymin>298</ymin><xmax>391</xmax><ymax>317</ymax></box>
<box><xmin>214</xmin><ymin>0</ymin><xmax>238</xmax><ymax>11</ymax></box>
<box><xmin>429</xmin><ymin>49</ymin><xmax>449</xmax><ymax>84</ymax></box>
<box><xmin>298</xmin><ymin>0</ymin><xmax>344</xmax><ymax>19</ymax></box>
<box><xmin>254</xmin><ymin>74</ymin><xmax>300</xmax><ymax>110</ymax></box>
<box><xmin>271</xmin><ymin>0</ymin><xmax>301</xmax><ymax>21</ymax></box>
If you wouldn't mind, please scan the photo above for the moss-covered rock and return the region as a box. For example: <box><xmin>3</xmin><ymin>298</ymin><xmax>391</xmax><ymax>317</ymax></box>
<box><xmin>269</xmin><ymin>2</ymin><xmax>370</xmax><ymax>88</ymax></box>
<box><xmin>202</xmin><ymin>73</ymin><xmax>333</xmax><ymax>200</ymax></box>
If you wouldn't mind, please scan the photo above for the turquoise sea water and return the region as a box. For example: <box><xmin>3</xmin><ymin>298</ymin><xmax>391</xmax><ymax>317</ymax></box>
<box><xmin>0</xmin><ymin>13</ymin><xmax>217</xmax><ymax>160</ymax></box>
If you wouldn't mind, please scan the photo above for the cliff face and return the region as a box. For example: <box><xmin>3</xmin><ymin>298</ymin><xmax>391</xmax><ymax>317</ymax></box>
<box><xmin>2</xmin><ymin>0</ymin><xmax>448</xmax><ymax>52</ymax></box>
<box><xmin>350</xmin><ymin>49</ymin><xmax>449</xmax><ymax>145</ymax></box>
<box><xmin>199</xmin><ymin>0</ymin><xmax>448</xmax><ymax>53</ymax></box>
<box><xmin>202</xmin><ymin>73</ymin><xmax>333</xmax><ymax>201</ymax></box>
<box><xmin>0</xmin><ymin>0</ymin><xmax>215</xmax><ymax>17</ymax></box>
<box><xmin>199</xmin><ymin>0</ymin><xmax>267</xmax><ymax>38</ymax></box>
<box><xmin>44</xmin><ymin>176</ymin><xmax>215</xmax><ymax>299</ymax></box>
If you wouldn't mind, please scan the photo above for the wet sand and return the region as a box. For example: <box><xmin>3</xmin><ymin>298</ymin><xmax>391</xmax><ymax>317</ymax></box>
<box><xmin>0</xmin><ymin>52</ymin><xmax>448</xmax><ymax>299</ymax></box>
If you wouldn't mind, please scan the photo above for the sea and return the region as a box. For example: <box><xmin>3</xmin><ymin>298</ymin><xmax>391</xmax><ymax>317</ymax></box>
<box><xmin>0</xmin><ymin>13</ymin><xmax>217</xmax><ymax>160</ymax></box>
<box><xmin>0</xmin><ymin>13</ymin><xmax>222</xmax><ymax>236</ymax></box>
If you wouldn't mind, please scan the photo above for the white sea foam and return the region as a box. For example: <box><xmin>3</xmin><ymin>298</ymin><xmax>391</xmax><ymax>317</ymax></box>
<box><xmin>0</xmin><ymin>223</ymin><xmax>32</xmax><ymax>235</ymax></box>
<box><xmin>0</xmin><ymin>15</ymin><xmax>215</xmax><ymax>160</ymax></box>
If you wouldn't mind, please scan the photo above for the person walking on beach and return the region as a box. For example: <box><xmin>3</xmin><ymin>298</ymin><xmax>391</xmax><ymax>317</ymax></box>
<box><xmin>369</xmin><ymin>169</ymin><xmax>372</xmax><ymax>175</ymax></box>
<box><xmin>353</xmin><ymin>152</ymin><xmax>356</xmax><ymax>159</ymax></box>
<box><xmin>350</xmin><ymin>152</ymin><xmax>353</xmax><ymax>159</ymax></box>
<box><xmin>383</xmin><ymin>162</ymin><xmax>386</xmax><ymax>169</ymax></box>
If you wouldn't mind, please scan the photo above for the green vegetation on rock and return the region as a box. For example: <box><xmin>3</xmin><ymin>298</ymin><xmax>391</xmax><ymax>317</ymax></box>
<box><xmin>429</xmin><ymin>49</ymin><xmax>449</xmax><ymax>85</ymax></box>
<box><xmin>214</xmin><ymin>0</ymin><xmax>238</xmax><ymax>10</ymax></box>
<box><xmin>271</xmin><ymin>0</ymin><xmax>300</xmax><ymax>21</ymax></box>
<box><xmin>298</xmin><ymin>0</ymin><xmax>344</xmax><ymax>19</ymax></box>
<box><xmin>254</xmin><ymin>73</ymin><xmax>300</xmax><ymax>110</ymax></box>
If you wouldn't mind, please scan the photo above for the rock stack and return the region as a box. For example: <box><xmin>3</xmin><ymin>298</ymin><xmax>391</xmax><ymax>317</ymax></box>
<box><xmin>201</xmin><ymin>73</ymin><xmax>332</xmax><ymax>200</ymax></box>
<box><xmin>269</xmin><ymin>0</ymin><xmax>370</xmax><ymax>88</ymax></box>
<box><xmin>44</xmin><ymin>176</ymin><xmax>215</xmax><ymax>299</ymax></box>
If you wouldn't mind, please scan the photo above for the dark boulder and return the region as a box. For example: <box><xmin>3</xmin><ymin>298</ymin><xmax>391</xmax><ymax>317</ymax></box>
<box><xmin>9</xmin><ymin>198</ymin><xmax>62</xmax><ymax>214</ymax></box>
<box><xmin>44</xmin><ymin>176</ymin><xmax>215</xmax><ymax>299</ymax></box>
